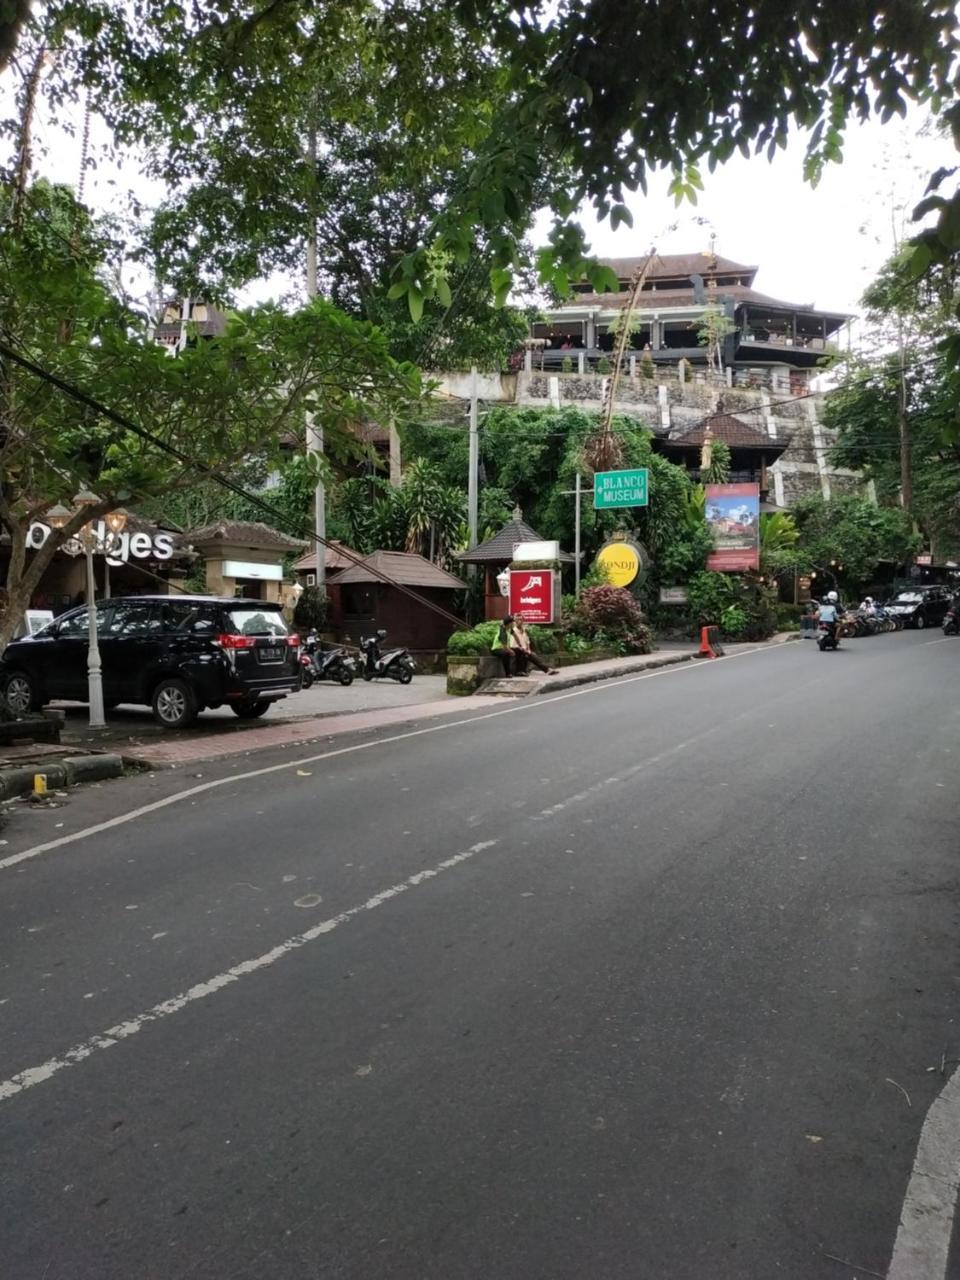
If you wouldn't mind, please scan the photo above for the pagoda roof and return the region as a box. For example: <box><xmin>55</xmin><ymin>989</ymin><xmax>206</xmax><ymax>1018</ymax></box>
<box><xmin>661</xmin><ymin>411</ymin><xmax>788</xmax><ymax>456</ymax></box>
<box><xmin>456</xmin><ymin>511</ymin><xmax>577</xmax><ymax>565</ymax></box>
<box><xmin>598</xmin><ymin>252</ymin><xmax>758</xmax><ymax>283</ymax></box>
<box><xmin>187</xmin><ymin>520</ymin><xmax>306</xmax><ymax>552</ymax></box>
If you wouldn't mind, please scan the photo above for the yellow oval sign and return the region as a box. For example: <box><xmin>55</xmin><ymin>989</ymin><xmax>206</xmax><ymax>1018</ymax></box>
<box><xmin>596</xmin><ymin>543</ymin><xmax>641</xmax><ymax>587</ymax></box>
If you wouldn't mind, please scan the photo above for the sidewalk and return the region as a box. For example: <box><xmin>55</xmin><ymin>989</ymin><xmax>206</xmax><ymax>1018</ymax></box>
<box><xmin>22</xmin><ymin>634</ymin><xmax>796</xmax><ymax>773</ymax></box>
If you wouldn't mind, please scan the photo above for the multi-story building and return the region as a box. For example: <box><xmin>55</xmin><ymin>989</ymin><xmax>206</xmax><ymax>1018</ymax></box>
<box><xmin>529</xmin><ymin>250</ymin><xmax>848</xmax><ymax>396</ymax></box>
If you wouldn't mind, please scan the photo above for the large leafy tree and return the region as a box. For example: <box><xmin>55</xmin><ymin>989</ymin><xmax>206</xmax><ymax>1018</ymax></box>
<box><xmin>4</xmin><ymin>1</ymin><xmax>956</xmax><ymax>309</ymax></box>
<box><xmin>791</xmin><ymin>495</ymin><xmax>919</xmax><ymax>587</ymax></box>
<box><xmin>823</xmin><ymin>247</ymin><xmax>960</xmax><ymax>556</ymax></box>
<box><xmin>0</xmin><ymin>181</ymin><xmax>420</xmax><ymax>646</ymax></box>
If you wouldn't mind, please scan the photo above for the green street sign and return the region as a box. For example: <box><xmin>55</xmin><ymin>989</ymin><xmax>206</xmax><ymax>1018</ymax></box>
<box><xmin>593</xmin><ymin>467</ymin><xmax>649</xmax><ymax>510</ymax></box>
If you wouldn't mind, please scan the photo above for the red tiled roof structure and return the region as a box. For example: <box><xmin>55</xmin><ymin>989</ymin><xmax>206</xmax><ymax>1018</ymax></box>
<box><xmin>455</xmin><ymin>514</ymin><xmax>577</xmax><ymax>565</ymax></box>
<box><xmin>595</xmin><ymin>252</ymin><xmax>758</xmax><ymax>283</ymax></box>
<box><xmin>333</xmin><ymin>550</ymin><xmax>466</xmax><ymax>590</ymax></box>
<box><xmin>668</xmin><ymin>413</ymin><xmax>784</xmax><ymax>449</ymax></box>
<box><xmin>187</xmin><ymin>520</ymin><xmax>305</xmax><ymax>552</ymax></box>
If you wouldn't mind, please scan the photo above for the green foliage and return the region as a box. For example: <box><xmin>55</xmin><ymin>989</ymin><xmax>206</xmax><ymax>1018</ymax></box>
<box><xmin>330</xmin><ymin>461</ymin><xmax>464</xmax><ymax>562</ymax></box>
<box><xmin>561</xmin><ymin>356</ymin><xmax>573</xmax><ymax>373</ymax></box>
<box><xmin>701</xmin><ymin>439</ymin><xmax>731</xmax><ymax>485</ymax></box>
<box><xmin>825</xmin><ymin>348</ymin><xmax>960</xmax><ymax>559</ymax></box>
<box><xmin>568</xmin><ymin>584</ymin><xmax>651</xmax><ymax>652</ymax></box>
<box><xmin>0</xmin><ymin>181</ymin><xmax>419</xmax><ymax>645</ymax></box>
<box><xmin>695</xmin><ymin>308</ymin><xmax>736</xmax><ymax>373</ymax></box>
<box><xmin>639</xmin><ymin>350</ymin><xmax>655</xmax><ymax>380</ymax></box>
<box><xmin>596</xmin><ymin>356</ymin><xmax>612</xmax><ymax>374</ymax></box>
<box><xmin>447</xmin><ymin>620</ymin><xmax>501</xmax><ymax>655</ymax></box>
<box><xmin>563</xmin><ymin>632</ymin><xmax>593</xmax><ymax>655</ymax></box>
<box><xmin>792</xmin><ymin>494</ymin><xmax>921</xmax><ymax>585</ymax></box>
<box><xmin>7</xmin><ymin>0</ymin><xmax>959</xmax><ymax>340</ymax></box>
<box><xmin>759</xmin><ymin>511</ymin><xmax>802</xmax><ymax>577</ymax></box>
<box><xmin>686</xmin><ymin>572</ymin><xmax>737</xmax><ymax>626</ymax></box>
<box><xmin>293</xmin><ymin>587</ymin><xmax>328</xmax><ymax>632</ymax></box>
<box><xmin>720</xmin><ymin>605</ymin><xmax>749</xmax><ymax>638</ymax></box>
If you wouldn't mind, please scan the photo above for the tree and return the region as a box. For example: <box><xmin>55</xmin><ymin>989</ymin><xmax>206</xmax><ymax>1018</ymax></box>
<box><xmin>791</xmin><ymin>495</ymin><xmax>920</xmax><ymax>587</ymax></box>
<box><xmin>824</xmin><ymin>249</ymin><xmax>960</xmax><ymax>556</ymax></box>
<box><xmin>696</xmin><ymin>308</ymin><xmax>736</xmax><ymax>376</ymax></box>
<box><xmin>0</xmin><ymin>182</ymin><xmax>420</xmax><ymax>646</ymax></box>
<box><xmin>5</xmin><ymin>1</ymin><xmax>956</xmax><ymax>316</ymax></box>
<box><xmin>701</xmin><ymin>439</ymin><xmax>731</xmax><ymax>485</ymax></box>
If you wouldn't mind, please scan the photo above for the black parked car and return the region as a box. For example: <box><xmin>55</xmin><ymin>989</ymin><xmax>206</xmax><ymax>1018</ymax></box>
<box><xmin>884</xmin><ymin>586</ymin><xmax>952</xmax><ymax>630</ymax></box>
<box><xmin>0</xmin><ymin>596</ymin><xmax>301</xmax><ymax>729</ymax></box>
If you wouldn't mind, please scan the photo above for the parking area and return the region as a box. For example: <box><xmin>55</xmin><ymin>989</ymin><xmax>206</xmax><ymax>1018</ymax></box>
<box><xmin>52</xmin><ymin>675</ymin><xmax>450</xmax><ymax>752</ymax></box>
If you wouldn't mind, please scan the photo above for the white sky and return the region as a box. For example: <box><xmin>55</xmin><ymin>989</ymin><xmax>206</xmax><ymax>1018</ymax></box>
<box><xmin>14</xmin><ymin>72</ymin><xmax>956</xmax><ymax>330</ymax></box>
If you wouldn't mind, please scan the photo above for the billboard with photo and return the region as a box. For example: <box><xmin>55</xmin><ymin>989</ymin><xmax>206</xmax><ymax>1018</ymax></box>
<box><xmin>705</xmin><ymin>483</ymin><xmax>760</xmax><ymax>572</ymax></box>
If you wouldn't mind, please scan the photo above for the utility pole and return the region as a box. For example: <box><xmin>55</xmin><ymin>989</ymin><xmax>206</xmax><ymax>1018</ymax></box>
<box><xmin>560</xmin><ymin>472</ymin><xmax>588</xmax><ymax>597</ymax></box>
<box><xmin>574</xmin><ymin>471</ymin><xmax>582</xmax><ymax>597</ymax></box>
<box><xmin>304</xmin><ymin>122</ymin><xmax>325</xmax><ymax>591</ymax></box>
<box><xmin>896</xmin><ymin>314</ymin><xmax>912</xmax><ymax>512</ymax></box>
<box><xmin>467</xmin><ymin>365</ymin><xmax>479</xmax><ymax>550</ymax></box>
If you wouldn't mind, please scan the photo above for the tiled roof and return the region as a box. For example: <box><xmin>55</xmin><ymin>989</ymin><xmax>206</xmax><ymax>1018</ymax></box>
<box><xmin>293</xmin><ymin>541</ymin><xmax>362</xmax><ymax>574</ymax></box>
<box><xmin>456</xmin><ymin>516</ymin><xmax>577</xmax><ymax>565</ymax></box>
<box><xmin>334</xmin><ymin>550</ymin><xmax>467</xmax><ymax>590</ymax></box>
<box><xmin>595</xmin><ymin>252</ymin><xmax>757</xmax><ymax>282</ymax></box>
<box><xmin>666</xmin><ymin>412</ymin><xmax>784</xmax><ymax>450</ymax></box>
<box><xmin>187</xmin><ymin>520</ymin><xmax>306</xmax><ymax>552</ymax></box>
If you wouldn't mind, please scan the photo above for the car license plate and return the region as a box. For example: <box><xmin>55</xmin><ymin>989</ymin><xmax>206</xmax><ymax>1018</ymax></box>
<box><xmin>259</xmin><ymin>646</ymin><xmax>283</xmax><ymax>662</ymax></box>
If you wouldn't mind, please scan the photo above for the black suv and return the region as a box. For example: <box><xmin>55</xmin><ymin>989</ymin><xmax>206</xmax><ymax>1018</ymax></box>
<box><xmin>0</xmin><ymin>596</ymin><xmax>301</xmax><ymax>729</ymax></box>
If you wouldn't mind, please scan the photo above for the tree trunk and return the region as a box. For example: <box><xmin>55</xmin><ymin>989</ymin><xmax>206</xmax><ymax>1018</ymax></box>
<box><xmin>12</xmin><ymin>42</ymin><xmax>46</xmax><ymax>229</ymax></box>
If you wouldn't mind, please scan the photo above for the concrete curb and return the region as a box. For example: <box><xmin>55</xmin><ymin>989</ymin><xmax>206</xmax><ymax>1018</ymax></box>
<box><xmin>537</xmin><ymin>652</ymin><xmax>695</xmax><ymax>694</ymax></box>
<box><xmin>0</xmin><ymin>754</ymin><xmax>124</xmax><ymax>800</ymax></box>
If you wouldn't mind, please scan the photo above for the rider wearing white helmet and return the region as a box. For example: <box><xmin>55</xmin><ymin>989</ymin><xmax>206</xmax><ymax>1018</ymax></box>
<box><xmin>818</xmin><ymin>591</ymin><xmax>840</xmax><ymax>625</ymax></box>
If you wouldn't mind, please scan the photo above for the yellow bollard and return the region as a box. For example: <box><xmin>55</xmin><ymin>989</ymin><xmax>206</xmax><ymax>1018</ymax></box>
<box><xmin>32</xmin><ymin>773</ymin><xmax>48</xmax><ymax>796</ymax></box>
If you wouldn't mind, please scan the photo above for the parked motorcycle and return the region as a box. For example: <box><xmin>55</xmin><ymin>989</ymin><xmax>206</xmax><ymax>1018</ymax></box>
<box><xmin>300</xmin><ymin>630</ymin><xmax>357</xmax><ymax>686</ymax></box>
<box><xmin>361</xmin><ymin>630</ymin><xmax>416</xmax><ymax>684</ymax></box>
<box><xmin>943</xmin><ymin>601</ymin><xmax>959</xmax><ymax>636</ymax></box>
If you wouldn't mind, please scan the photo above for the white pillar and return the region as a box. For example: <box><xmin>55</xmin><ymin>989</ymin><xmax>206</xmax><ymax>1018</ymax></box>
<box><xmin>85</xmin><ymin>542</ymin><xmax>105</xmax><ymax>728</ymax></box>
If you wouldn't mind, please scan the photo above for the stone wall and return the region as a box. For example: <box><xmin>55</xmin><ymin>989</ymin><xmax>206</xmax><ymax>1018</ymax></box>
<box><xmin>512</xmin><ymin>370</ymin><xmax>865</xmax><ymax>507</ymax></box>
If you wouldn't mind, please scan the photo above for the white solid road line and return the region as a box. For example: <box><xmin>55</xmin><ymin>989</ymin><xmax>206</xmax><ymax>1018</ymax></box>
<box><xmin>0</xmin><ymin>839</ymin><xmax>498</xmax><ymax>1104</ymax></box>
<box><xmin>888</xmin><ymin>1065</ymin><xmax>960</xmax><ymax>1279</ymax></box>
<box><xmin>0</xmin><ymin>642</ymin><xmax>783</xmax><ymax>874</ymax></box>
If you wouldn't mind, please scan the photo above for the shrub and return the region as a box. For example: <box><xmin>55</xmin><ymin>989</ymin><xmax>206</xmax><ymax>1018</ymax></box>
<box><xmin>447</xmin><ymin>621</ymin><xmax>501</xmax><ymax>655</ymax></box>
<box><xmin>596</xmin><ymin>356</ymin><xmax>612</xmax><ymax>373</ymax></box>
<box><xmin>561</xmin><ymin>356</ymin><xmax>573</xmax><ymax>373</ymax></box>
<box><xmin>775</xmin><ymin>603</ymin><xmax>802</xmax><ymax>632</ymax></box>
<box><xmin>640</xmin><ymin>350</ymin><xmax>655</xmax><ymax>380</ymax></box>
<box><xmin>720</xmin><ymin>605</ymin><xmax>749</xmax><ymax>638</ymax></box>
<box><xmin>528</xmin><ymin>625</ymin><xmax>559</xmax><ymax>654</ymax></box>
<box><xmin>564</xmin><ymin>632</ymin><xmax>593</xmax><ymax>655</ymax></box>
<box><xmin>686</xmin><ymin>571</ymin><xmax>736</xmax><ymax>626</ymax></box>
<box><xmin>293</xmin><ymin>586</ymin><xmax>328</xmax><ymax>632</ymax></box>
<box><xmin>571</xmin><ymin>585</ymin><xmax>646</xmax><ymax>636</ymax></box>
<box><xmin>569</xmin><ymin>585</ymin><xmax>652</xmax><ymax>654</ymax></box>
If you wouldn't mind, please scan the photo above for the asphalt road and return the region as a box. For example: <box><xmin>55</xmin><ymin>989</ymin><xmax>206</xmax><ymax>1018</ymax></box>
<box><xmin>1</xmin><ymin>632</ymin><xmax>958</xmax><ymax>1279</ymax></box>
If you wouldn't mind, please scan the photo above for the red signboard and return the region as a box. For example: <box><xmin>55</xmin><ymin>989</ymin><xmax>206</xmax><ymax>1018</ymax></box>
<box><xmin>508</xmin><ymin>569</ymin><xmax>554</xmax><ymax>623</ymax></box>
<box><xmin>705</xmin><ymin>482</ymin><xmax>760</xmax><ymax>572</ymax></box>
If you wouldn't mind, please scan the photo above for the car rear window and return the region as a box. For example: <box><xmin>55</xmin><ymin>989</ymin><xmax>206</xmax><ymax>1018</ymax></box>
<box><xmin>223</xmin><ymin>607</ymin><xmax>289</xmax><ymax>638</ymax></box>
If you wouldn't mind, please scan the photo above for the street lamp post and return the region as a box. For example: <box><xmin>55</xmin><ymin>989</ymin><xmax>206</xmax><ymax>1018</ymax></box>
<box><xmin>49</xmin><ymin>497</ymin><xmax>128</xmax><ymax>729</ymax></box>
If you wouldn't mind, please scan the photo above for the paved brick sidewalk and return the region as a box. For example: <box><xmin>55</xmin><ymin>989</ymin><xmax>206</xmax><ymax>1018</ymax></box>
<box><xmin>120</xmin><ymin>695</ymin><xmax>510</xmax><ymax>768</ymax></box>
